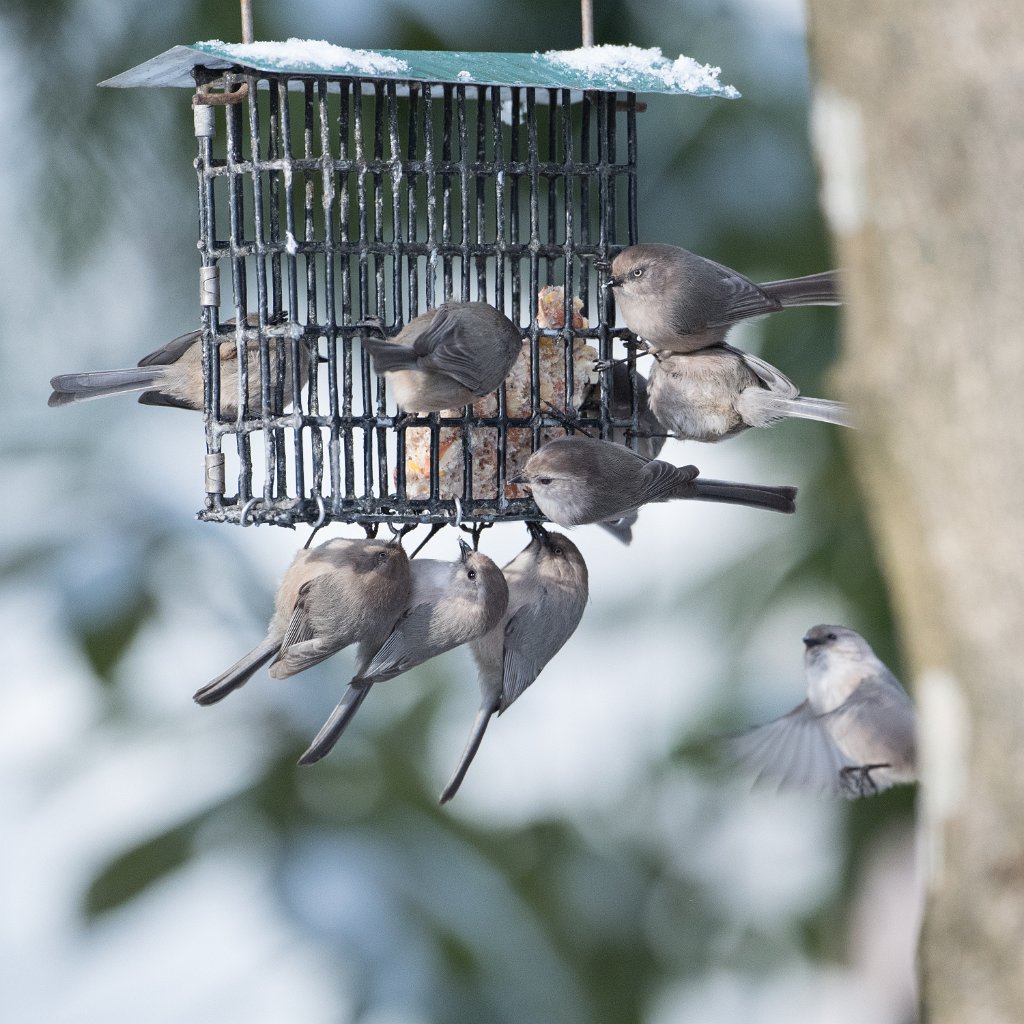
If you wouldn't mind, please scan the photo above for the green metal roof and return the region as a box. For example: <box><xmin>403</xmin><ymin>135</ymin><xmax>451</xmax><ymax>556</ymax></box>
<box><xmin>100</xmin><ymin>40</ymin><xmax>739</xmax><ymax>98</ymax></box>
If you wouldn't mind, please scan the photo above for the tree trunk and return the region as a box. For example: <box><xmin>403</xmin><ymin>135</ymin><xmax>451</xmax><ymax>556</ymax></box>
<box><xmin>805</xmin><ymin>3</ymin><xmax>1024</xmax><ymax>1021</ymax></box>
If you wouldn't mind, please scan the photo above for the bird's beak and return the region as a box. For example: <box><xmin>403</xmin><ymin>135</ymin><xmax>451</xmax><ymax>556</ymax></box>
<box><xmin>526</xmin><ymin>521</ymin><xmax>549</xmax><ymax>545</ymax></box>
<box><xmin>802</xmin><ymin>634</ymin><xmax>824</xmax><ymax>648</ymax></box>
<box><xmin>603</xmin><ymin>277</ymin><xmax>620</xmax><ymax>291</ymax></box>
<box><xmin>508</xmin><ymin>474</ymin><xmax>528</xmax><ymax>485</ymax></box>
<box><xmin>458</xmin><ymin>537</ymin><xmax>472</xmax><ymax>562</ymax></box>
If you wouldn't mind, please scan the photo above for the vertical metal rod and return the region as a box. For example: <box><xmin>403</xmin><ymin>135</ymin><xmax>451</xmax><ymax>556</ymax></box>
<box><xmin>423</xmin><ymin>83</ymin><xmax>438</xmax><ymax>309</ymax></box>
<box><xmin>441</xmin><ymin>85</ymin><xmax>454</xmax><ymax>301</ymax></box>
<box><xmin>240</xmin><ymin>0</ymin><xmax>254</xmax><ymax>44</ymax></box>
<box><xmin>560</xmin><ymin>88</ymin><xmax>576</xmax><ymax>427</ymax></box>
<box><xmin>509</xmin><ymin>87</ymin><xmax>521</xmax><ymax>325</ymax></box>
<box><xmin>373</xmin><ymin>84</ymin><xmax>389</xmax><ymax>501</ymax></box>
<box><xmin>457</xmin><ymin>85</ymin><xmax>470</xmax><ymax>301</ymax></box>
<box><xmin>353</xmin><ymin>83</ymin><xmax>374</xmax><ymax>504</ymax></box>
<box><xmin>337</xmin><ymin>79</ymin><xmax>355</xmax><ymax>509</ymax></box>
<box><xmin>196</xmin><ymin>105</ymin><xmax>223</xmax><ymax>509</ymax></box>
<box><xmin>526</xmin><ymin>88</ymin><xmax>541</xmax><ymax>452</ymax></box>
<box><xmin>581</xmin><ymin>0</ymin><xmax>594</xmax><ymax>48</ymax></box>
<box><xmin>474</xmin><ymin>85</ymin><xmax>487</xmax><ymax>301</ymax></box>
<box><xmin>225</xmin><ymin>91</ymin><xmax>252</xmax><ymax>503</ymax></box>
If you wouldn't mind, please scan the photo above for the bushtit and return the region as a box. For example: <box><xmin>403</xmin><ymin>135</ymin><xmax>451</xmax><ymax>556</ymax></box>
<box><xmin>440</xmin><ymin>527</ymin><xmax>589</xmax><ymax>804</ymax></box>
<box><xmin>648</xmin><ymin>345</ymin><xmax>851</xmax><ymax>442</ymax></box>
<box><xmin>604</xmin><ymin>243</ymin><xmax>840</xmax><ymax>354</ymax></box>
<box><xmin>512</xmin><ymin>435</ymin><xmax>797</xmax><ymax>530</ymax></box>
<box><xmin>580</xmin><ymin>362</ymin><xmax>666</xmax><ymax>461</ymax></box>
<box><xmin>361</xmin><ymin>301</ymin><xmax>523</xmax><ymax>413</ymax></box>
<box><xmin>49</xmin><ymin>314</ymin><xmax>312</xmax><ymax>418</ymax></box>
<box><xmin>728</xmin><ymin>625</ymin><xmax>917</xmax><ymax>798</ymax></box>
<box><xmin>298</xmin><ymin>539</ymin><xmax>509</xmax><ymax>765</ymax></box>
<box><xmin>192</xmin><ymin>537</ymin><xmax>411</xmax><ymax>706</ymax></box>
<box><xmin>579</xmin><ymin>363</ymin><xmax>666</xmax><ymax>543</ymax></box>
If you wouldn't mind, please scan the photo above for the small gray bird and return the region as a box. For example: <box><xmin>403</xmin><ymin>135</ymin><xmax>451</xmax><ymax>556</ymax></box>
<box><xmin>580</xmin><ymin>362</ymin><xmax>666</xmax><ymax>461</ymax></box>
<box><xmin>193</xmin><ymin>537</ymin><xmax>411</xmax><ymax>706</ymax></box>
<box><xmin>361</xmin><ymin>302</ymin><xmax>523</xmax><ymax>413</ymax></box>
<box><xmin>728</xmin><ymin>625</ymin><xmax>917</xmax><ymax>798</ymax></box>
<box><xmin>48</xmin><ymin>314</ymin><xmax>311</xmax><ymax>418</ymax></box>
<box><xmin>298</xmin><ymin>539</ymin><xmax>510</xmax><ymax>765</ymax></box>
<box><xmin>648</xmin><ymin>345</ymin><xmax>851</xmax><ymax>442</ymax></box>
<box><xmin>440</xmin><ymin>526</ymin><xmax>589</xmax><ymax>804</ymax></box>
<box><xmin>604</xmin><ymin>243</ymin><xmax>840</xmax><ymax>354</ymax></box>
<box><xmin>512</xmin><ymin>435</ymin><xmax>797</xmax><ymax>530</ymax></box>
<box><xmin>579</xmin><ymin>363</ymin><xmax>667</xmax><ymax>544</ymax></box>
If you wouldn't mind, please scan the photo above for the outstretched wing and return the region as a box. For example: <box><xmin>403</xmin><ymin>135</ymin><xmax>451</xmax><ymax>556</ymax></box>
<box><xmin>726</xmin><ymin>700</ymin><xmax>857</xmax><ymax>797</ymax></box>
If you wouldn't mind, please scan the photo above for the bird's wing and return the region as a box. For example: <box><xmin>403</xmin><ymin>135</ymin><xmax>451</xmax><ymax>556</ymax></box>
<box><xmin>695</xmin><ymin>258</ymin><xmax>784</xmax><ymax>328</ymax></box>
<box><xmin>277</xmin><ymin>579</ymin><xmax>321</xmax><ymax>651</ymax></box>
<box><xmin>727</xmin><ymin>700</ymin><xmax>857</xmax><ymax>797</ymax></box>
<box><xmin>635</xmin><ymin>458</ymin><xmax>700</xmax><ymax>506</ymax></box>
<box><xmin>728</xmin><ymin>347</ymin><xmax>800</xmax><ymax>398</ymax></box>
<box><xmin>136</xmin><ymin>328</ymin><xmax>202</xmax><ymax>367</ymax></box>
<box><xmin>499</xmin><ymin>585</ymin><xmax>587</xmax><ymax>711</ymax></box>
<box><xmin>412</xmin><ymin>306</ymin><xmax>494</xmax><ymax>393</ymax></box>
<box><xmin>356</xmin><ymin>601</ymin><xmax>436</xmax><ymax>682</ymax></box>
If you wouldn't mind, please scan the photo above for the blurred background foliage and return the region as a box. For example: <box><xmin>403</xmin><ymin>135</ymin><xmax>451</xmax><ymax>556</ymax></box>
<box><xmin>3</xmin><ymin>1</ymin><xmax>916</xmax><ymax>1022</ymax></box>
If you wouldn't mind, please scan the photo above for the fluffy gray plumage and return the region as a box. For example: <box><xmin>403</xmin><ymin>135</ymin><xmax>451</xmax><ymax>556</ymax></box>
<box><xmin>648</xmin><ymin>344</ymin><xmax>852</xmax><ymax>442</ymax></box>
<box><xmin>728</xmin><ymin>624</ymin><xmax>917</xmax><ymax>798</ymax></box>
<box><xmin>440</xmin><ymin>528</ymin><xmax>589</xmax><ymax>803</ymax></box>
<box><xmin>514</xmin><ymin>435</ymin><xmax>797</xmax><ymax>530</ymax></box>
<box><xmin>49</xmin><ymin>314</ymin><xmax>310</xmax><ymax>418</ymax></box>
<box><xmin>606</xmin><ymin>243</ymin><xmax>840</xmax><ymax>354</ymax></box>
<box><xmin>193</xmin><ymin>538</ymin><xmax>411</xmax><ymax>706</ymax></box>
<box><xmin>298</xmin><ymin>541</ymin><xmax>510</xmax><ymax>765</ymax></box>
<box><xmin>362</xmin><ymin>302</ymin><xmax>523</xmax><ymax>413</ymax></box>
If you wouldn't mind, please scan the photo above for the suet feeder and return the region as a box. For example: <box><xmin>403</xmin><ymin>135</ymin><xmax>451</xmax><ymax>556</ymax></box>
<box><xmin>102</xmin><ymin>40</ymin><xmax>738</xmax><ymax>533</ymax></box>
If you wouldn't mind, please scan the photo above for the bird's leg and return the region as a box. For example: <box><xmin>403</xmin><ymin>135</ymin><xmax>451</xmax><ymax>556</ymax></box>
<box><xmin>541</xmin><ymin>400</ymin><xmax>594</xmax><ymax>438</ymax></box>
<box><xmin>839</xmin><ymin>763</ymin><xmax>891</xmax><ymax>797</ymax></box>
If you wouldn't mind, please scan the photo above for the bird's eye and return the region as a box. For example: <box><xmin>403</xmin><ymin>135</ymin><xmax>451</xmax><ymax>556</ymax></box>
<box><xmin>631</xmin><ymin>267</ymin><xmax>644</xmax><ymax>278</ymax></box>
<box><xmin>537</xmin><ymin>477</ymin><xmax>552</xmax><ymax>486</ymax></box>
<box><xmin>467</xmin><ymin>569</ymin><xmax>477</xmax><ymax>580</ymax></box>
<box><xmin>553</xmin><ymin>546</ymin><xmax>564</xmax><ymax>556</ymax></box>
<box><xmin>376</xmin><ymin>551</ymin><xmax>388</xmax><ymax>564</ymax></box>
<box><xmin>826</xmin><ymin>632</ymin><xmax>838</xmax><ymax>641</ymax></box>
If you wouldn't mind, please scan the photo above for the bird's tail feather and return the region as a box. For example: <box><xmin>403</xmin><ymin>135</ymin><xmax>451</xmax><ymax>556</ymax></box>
<box><xmin>439</xmin><ymin>701</ymin><xmax>498</xmax><ymax>804</ymax></box>
<box><xmin>48</xmin><ymin>368</ymin><xmax>165</xmax><ymax>407</ymax></box>
<box><xmin>760</xmin><ymin>270</ymin><xmax>840</xmax><ymax>307</ymax></box>
<box><xmin>193</xmin><ymin>637</ymin><xmax>280</xmax><ymax>705</ymax></box>
<box><xmin>686</xmin><ymin>479</ymin><xmax>797</xmax><ymax>514</ymax></box>
<box><xmin>297</xmin><ymin>684</ymin><xmax>372</xmax><ymax>765</ymax></box>
<box><xmin>740</xmin><ymin>390</ymin><xmax>852</xmax><ymax>429</ymax></box>
<box><xmin>363</xmin><ymin>337</ymin><xmax>419</xmax><ymax>375</ymax></box>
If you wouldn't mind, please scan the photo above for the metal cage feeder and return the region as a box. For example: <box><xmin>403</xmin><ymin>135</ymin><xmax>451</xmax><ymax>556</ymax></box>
<box><xmin>103</xmin><ymin>43</ymin><xmax>738</xmax><ymax>533</ymax></box>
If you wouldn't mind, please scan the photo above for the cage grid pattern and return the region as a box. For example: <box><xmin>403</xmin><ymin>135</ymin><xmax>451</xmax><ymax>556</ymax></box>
<box><xmin>193</xmin><ymin>67</ymin><xmax>640</xmax><ymax>529</ymax></box>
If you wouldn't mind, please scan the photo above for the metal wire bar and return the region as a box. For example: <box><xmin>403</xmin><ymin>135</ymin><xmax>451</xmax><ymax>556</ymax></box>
<box><xmin>194</xmin><ymin>72</ymin><xmax>639</xmax><ymax>528</ymax></box>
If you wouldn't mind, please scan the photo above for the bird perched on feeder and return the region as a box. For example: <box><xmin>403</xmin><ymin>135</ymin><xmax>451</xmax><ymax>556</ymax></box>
<box><xmin>578</xmin><ymin>363</ymin><xmax>666</xmax><ymax>544</ymax></box>
<box><xmin>298</xmin><ymin>539</ymin><xmax>509</xmax><ymax>765</ymax></box>
<box><xmin>193</xmin><ymin>536</ymin><xmax>411</xmax><ymax>706</ymax></box>
<box><xmin>360</xmin><ymin>301</ymin><xmax>523</xmax><ymax>413</ymax></box>
<box><xmin>440</xmin><ymin>525</ymin><xmax>589</xmax><ymax>804</ymax></box>
<box><xmin>48</xmin><ymin>314</ymin><xmax>313</xmax><ymax>418</ymax></box>
<box><xmin>601</xmin><ymin>243</ymin><xmax>840</xmax><ymax>355</ymax></box>
<box><xmin>512</xmin><ymin>435</ymin><xmax>796</xmax><ymax>530</ymax></box>
<box><xmin>647</xmin><ymin>345</ymin><xmax>852</xmax><ymax>442</ymax></box>
<box><xmin>727</xmin><ymin>625</ymin><xmax>917</xmax><ymax>798</ymax></box>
